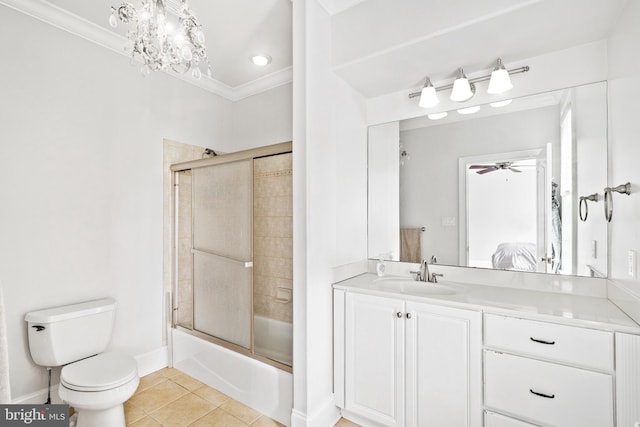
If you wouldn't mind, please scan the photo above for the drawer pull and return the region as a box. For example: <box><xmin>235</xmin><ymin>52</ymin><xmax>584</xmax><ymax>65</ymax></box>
<box><xmin>530</xmin><ymin>389</ymin><xmax>555</xmax><ymax>399</ymax></box>
<box><xmin>530</xmin><ymin>337</ymin><xmax>556</xmax><ymax>345</ymax></box>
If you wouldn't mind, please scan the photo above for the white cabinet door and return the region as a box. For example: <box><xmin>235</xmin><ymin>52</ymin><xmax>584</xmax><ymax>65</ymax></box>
<box><xmin>616</xmin><ymin>332</ymin><xmax>640</xmax><ymax>427</ymax></box>
<box><xmin>405</xmin><ymin>302</ymin><xmax>482</xmax><ymax>427</ymax></box>
<box><xmin>345</xmin><ymin>292</ymin><xmax>405</xmax><ymax>427</ymax></box>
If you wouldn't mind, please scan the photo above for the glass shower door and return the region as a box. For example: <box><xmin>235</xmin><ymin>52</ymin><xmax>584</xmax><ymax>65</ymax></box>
<box><xmin>192</xmin><ymin>159</ymin><xmax>253</xmax><ymax>349</ymax></box>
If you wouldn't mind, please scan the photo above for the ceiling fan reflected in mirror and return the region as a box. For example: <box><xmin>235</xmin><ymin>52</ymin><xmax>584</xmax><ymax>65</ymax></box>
<box><xmin>468</xmin><ymin>161</ymin><xmax>534</xmax><ymax>174</ymax></box>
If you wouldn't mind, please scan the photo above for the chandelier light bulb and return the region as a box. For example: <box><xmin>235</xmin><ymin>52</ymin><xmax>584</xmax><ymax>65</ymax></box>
<box><xmin>418</xmin><ymin>78</ymin><xmax>439</xmax><ymax>108</ymax></box>
<box><xmin>450</xmin><ymin>68</ymin><xmax>474</xmax><ymax>102</ymax></box>
<box><xmin>192</xmin><ymin>67</ymin><xmax>202</xmax><ymax>80</ymax></box>
<box><xmin>488</xmin><ymin>58</ymin><xmax>513</xmax><ymax>94</ymax></box>
<box><xmin>109</xmin><ymin>12</ymin><xmax>118</xmax><ymax>28</ymax></box>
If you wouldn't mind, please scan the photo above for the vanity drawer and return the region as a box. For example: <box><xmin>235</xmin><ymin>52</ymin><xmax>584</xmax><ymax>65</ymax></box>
<box><xmin>484</xmin><ymin>314</ymin><xmax>613</xmax><ymax>371</ymax></box>
<box><xmin>485</xmin><ymin>350</ymin><xmax>613</xmax><ymax>427</ymax></box>
<box><xmin>485</xmin><ymin>411</ymin><xmax>538</xmax><ymax>427</ymax></box>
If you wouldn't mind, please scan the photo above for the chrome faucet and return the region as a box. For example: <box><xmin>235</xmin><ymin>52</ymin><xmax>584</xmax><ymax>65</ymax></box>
<box><xmin>411</xmin><ymin>259</ymin><xmax>443</xmax><ymax>283</ymax></box>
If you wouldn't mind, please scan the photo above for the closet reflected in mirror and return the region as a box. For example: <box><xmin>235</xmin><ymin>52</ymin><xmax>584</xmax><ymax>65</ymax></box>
<box><xmin>368</xmin><ymin>81</ymin><xmax>607</xmax><ymax>277</ymax></box>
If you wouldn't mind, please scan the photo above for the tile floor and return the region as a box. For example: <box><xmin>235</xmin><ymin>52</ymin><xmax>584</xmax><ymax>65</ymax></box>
<box><xmin>124</xmin><ymin>368</ymin><xmax>360</xmax><ymax>427</ymax></box>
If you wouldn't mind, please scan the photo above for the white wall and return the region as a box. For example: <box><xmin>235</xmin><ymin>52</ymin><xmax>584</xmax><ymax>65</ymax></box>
<box><xmin>291</xmin><ymin>0</ymin><xmax>367</xmax><ymax>425</ymax></box>
<box><xmin>232</xmin><ymin>83</ymin><xmax>293</xmax><ymax>151</ymax></box>
<box><xmin>0</xmin><ymin>5</ymin><xmax>292</xmax><ymax>401</ymax></box>
<box><xmin>607</xmin><ymin>1</ymin><xmax>640</xmax><ymax>294</ymax></box>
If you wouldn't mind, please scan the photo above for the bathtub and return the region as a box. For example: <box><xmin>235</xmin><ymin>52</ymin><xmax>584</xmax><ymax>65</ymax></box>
<box><xmin>253</xmin><ymin>315</ymin><xmax>293</xmax><ymax>366</ymax></box>
<box><xmin>171</xmin><ymin>327</ymin><xmax>293</xmax><ymax>426</ymax></box>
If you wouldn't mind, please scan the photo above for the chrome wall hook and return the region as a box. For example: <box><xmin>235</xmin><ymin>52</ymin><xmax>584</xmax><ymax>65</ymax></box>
<box><xmin>579</xmin><ymin>193</ymin><xmax>599</xmax><ymax>222</ymax></box>
<box><xmin>604</xmin><ymin>182</ymin><xmax>631</xmax><ymax>222</ymax></box>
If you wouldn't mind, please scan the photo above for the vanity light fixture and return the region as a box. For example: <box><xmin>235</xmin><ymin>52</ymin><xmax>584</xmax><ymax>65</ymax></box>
<box><xmin>428</xmin><ymin>112</ymin><xmax>448</xmax><ymax>120</ymax></box>
<box><xmin>418</xmin><ymin>78</ymin><xmax>439</xmax><ymax>108</ymax></box>
<box><xmin>409</xmin><ymin>59</ymin><xmax>529</xmax><ymax>108</ymax></box>
<box><xmin>457</xmin><ymin>105</ymin><xmax>481</xmax><ymax>115</ymax></box>
<box><xmin>490</xmin><ymin>99</ymin><xmax>513</xmax><ymax>108</ymax></box>
<box><xmin>251</xmin><ymin>54</ymin><xmax>272</xmax><ymax>66</ymax></box>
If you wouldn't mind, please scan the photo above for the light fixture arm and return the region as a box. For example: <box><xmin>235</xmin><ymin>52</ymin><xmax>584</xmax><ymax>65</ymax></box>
<box><xmin>408</xmin><ymin>65</ymin><xmax>529</xmax><ymax>99</ymax></box>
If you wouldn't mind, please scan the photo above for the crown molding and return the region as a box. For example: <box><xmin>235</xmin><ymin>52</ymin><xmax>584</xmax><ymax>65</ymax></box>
<box><xmin>0</xmin><ymin>0</ymin><xmax>291</xmax><ymax>101</ymax></box>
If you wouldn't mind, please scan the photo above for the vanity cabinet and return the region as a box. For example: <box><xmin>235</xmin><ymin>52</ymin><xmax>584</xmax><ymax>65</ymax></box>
<box><xmin>484</xmin><ymin>314</ymin><xmax>614</xmax><ymax>427</ymax></box>
<box><xmin>334</xmin><ymin>290</ymin><xmax>482</xmax><ymax>427</ymax></box>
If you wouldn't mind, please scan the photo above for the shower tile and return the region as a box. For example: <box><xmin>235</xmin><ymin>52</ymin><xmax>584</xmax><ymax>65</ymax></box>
<box><xmin>193</xmin><ymin>385</ymin><xmax>230</xmax><ymax>407</ymax></box>
<box><xmin>189</xmin><ymin>408</ymin><xmax>246</xmax><ymax>427</ymax></box>
<box><xmin>150</xmin><ymin>393</ymin><xmax>215</xmax><ymax>426</ymax></box>
<box><xmin>220</xmin><ymin>399</ymin><xmax>262</xmax><ymax>424</ymax></box>
<box><xmin>254</xmin><ymin>217</ymin><xmax>292</xmax><ymax>238</ymax></box>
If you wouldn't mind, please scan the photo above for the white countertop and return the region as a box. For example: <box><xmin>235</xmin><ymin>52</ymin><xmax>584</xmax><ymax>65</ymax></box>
<box><xmin>333</xmin><ymin>273</ymin><xmax>640</xmax><ymax>334</ymax></box>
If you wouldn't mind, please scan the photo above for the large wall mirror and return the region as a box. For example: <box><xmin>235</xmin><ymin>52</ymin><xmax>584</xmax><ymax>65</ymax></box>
<box><xmin>368</xmin><ymin>81</ymin><xmax>608</xmax><ymax>278</ymax></box>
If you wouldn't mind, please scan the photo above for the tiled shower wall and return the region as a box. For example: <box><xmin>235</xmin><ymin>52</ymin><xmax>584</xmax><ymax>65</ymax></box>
<box><xmin>253</xmin><ymin>153</ymin><xmax>293</xmax><ymax>323</ymax></box>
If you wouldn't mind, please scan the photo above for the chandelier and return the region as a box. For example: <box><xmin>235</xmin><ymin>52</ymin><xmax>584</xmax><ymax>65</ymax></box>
<box><xmin>109</xmin><ymin>0</ymin><xmax>211</xmax><ymax>79</ymax></box>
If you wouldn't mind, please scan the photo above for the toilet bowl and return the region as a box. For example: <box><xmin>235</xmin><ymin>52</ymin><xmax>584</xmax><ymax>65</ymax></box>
<box><xmin>24</xmin><ymin>299</ymin><xmax>140</xmax><ymax>427</ymax></box>
<box><xmin>58</xmin><ymin>352</ymin><xmax>139</xmax><ymax>427</ymax></box>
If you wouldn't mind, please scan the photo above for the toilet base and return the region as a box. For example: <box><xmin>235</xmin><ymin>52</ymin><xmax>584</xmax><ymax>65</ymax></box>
<box><xmin>76</xmin><ymin>404</ymin><xmax>126</xmax><ymax>427</ymax></box>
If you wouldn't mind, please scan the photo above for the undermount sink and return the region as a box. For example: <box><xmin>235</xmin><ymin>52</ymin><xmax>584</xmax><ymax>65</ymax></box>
<box><xmin>373</xmin><ymin>277</ymin><xmax>457</xmax><ymax>295</ymax></box>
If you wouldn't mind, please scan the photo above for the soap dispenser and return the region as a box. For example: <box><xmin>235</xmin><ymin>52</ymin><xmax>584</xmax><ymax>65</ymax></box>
<box><xmin>376</xmin><ymin>255</ymin><xmax>386</xmax><ymax>277</ymax></box>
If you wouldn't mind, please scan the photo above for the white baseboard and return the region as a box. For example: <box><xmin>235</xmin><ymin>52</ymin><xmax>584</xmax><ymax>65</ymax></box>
<box><xmin>291</xmin><ymin>395</ymin><xmax>341</xmax><ymax>427</ymax></box>
<box><xmin>12</xmin><ymin>384</ymin><xmax>62</xmax><ymax>405</ymax></box>
<box><xmin>135</xmin><ymin>346</ymin><xmax>168</xmax><ymax>377</ymax></box>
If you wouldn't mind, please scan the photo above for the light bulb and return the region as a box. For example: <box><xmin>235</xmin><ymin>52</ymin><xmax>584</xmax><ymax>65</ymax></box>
<box><xmin>251</xmin><ymin>55</ymin><xmax>272</xmax><ymax>66</ymax></box>
<box><xmin>109</xmin><ymin>13</ymin><xmax>118</xmax><ymax>28</ymax></box>
<box><xmin>192</xmin><ymin>67</ymin><xmax>202</xmax><ymax>80</ymax></box>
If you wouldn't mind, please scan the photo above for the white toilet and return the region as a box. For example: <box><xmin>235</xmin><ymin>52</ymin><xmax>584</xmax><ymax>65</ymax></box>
<box><xmin>25</xmin><ymin>298</ymin><xmax>139</xmax><ymax>427</ymax></box>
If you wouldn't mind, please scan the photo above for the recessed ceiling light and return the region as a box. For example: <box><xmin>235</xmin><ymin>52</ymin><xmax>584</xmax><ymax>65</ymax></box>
<box><xmin>490</xmin><ymin>99</ymin><xmax>513</xmax><ymax>108</ymax></box>
<box><xmin>251</xmin><ymin>54</ymin><xmax>272</xmax><ymax>66</ymax></box>
<box><xmin>457</xmin><ymin>106</ymin><xmax>481</xmax><ymax>115</ymax></box>
<box><xmin>428</xmin><ymin>112</ymin><xmax>448</xmax><ymax>120</ymax></box>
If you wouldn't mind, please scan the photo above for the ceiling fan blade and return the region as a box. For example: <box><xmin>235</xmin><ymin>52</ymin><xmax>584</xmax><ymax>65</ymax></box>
<box><xmin>509</xmin><ymin>167</ymin><xmax>523</xmax><ymax>173</ymax></box>
<box><xmin>469</xmin><ymin>165</ymin><xmax>494</xmax><ymax>169</ymax></box>
<box><xmin>476</xmin><ymin>167</ymin><xmax>497</xmax><ymax>174</ymax></box>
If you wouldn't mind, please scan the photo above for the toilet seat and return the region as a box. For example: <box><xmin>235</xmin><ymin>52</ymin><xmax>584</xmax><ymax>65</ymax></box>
<box><xmin>61</xmin><ymin>352</ymin><xmax>137</xmax><ymax>392</ymax></box>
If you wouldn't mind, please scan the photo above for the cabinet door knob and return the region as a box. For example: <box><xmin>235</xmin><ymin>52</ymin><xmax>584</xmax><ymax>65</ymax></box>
<box><xmin>396</xmin><ymin>312</ymin><xmax>403</xmax><ymax>318</ymax></box>
<box><xmin>406</xmin><ymin>313</ymin><xmax>412</xmax><ymax>319</ymax></box>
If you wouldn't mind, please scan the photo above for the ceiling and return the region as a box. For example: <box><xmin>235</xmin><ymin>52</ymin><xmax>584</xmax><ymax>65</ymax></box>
<box><xmin>2</xmin><ymin>0</ymin><xmax>629</xmax><ymax>101</ymax></box>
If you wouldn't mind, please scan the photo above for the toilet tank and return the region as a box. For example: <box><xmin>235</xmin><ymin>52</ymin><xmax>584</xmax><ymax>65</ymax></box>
<box><xmin>25</xmin><ymin>298</ymin><xmax>116</xmax><ymax>367</ymax></box>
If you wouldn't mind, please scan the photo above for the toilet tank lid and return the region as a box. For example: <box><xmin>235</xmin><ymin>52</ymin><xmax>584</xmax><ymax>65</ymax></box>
<box><xmin>25</xmin><ymin>298</ymin><xmax>116</xmax><ymax>324</ymax></box>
